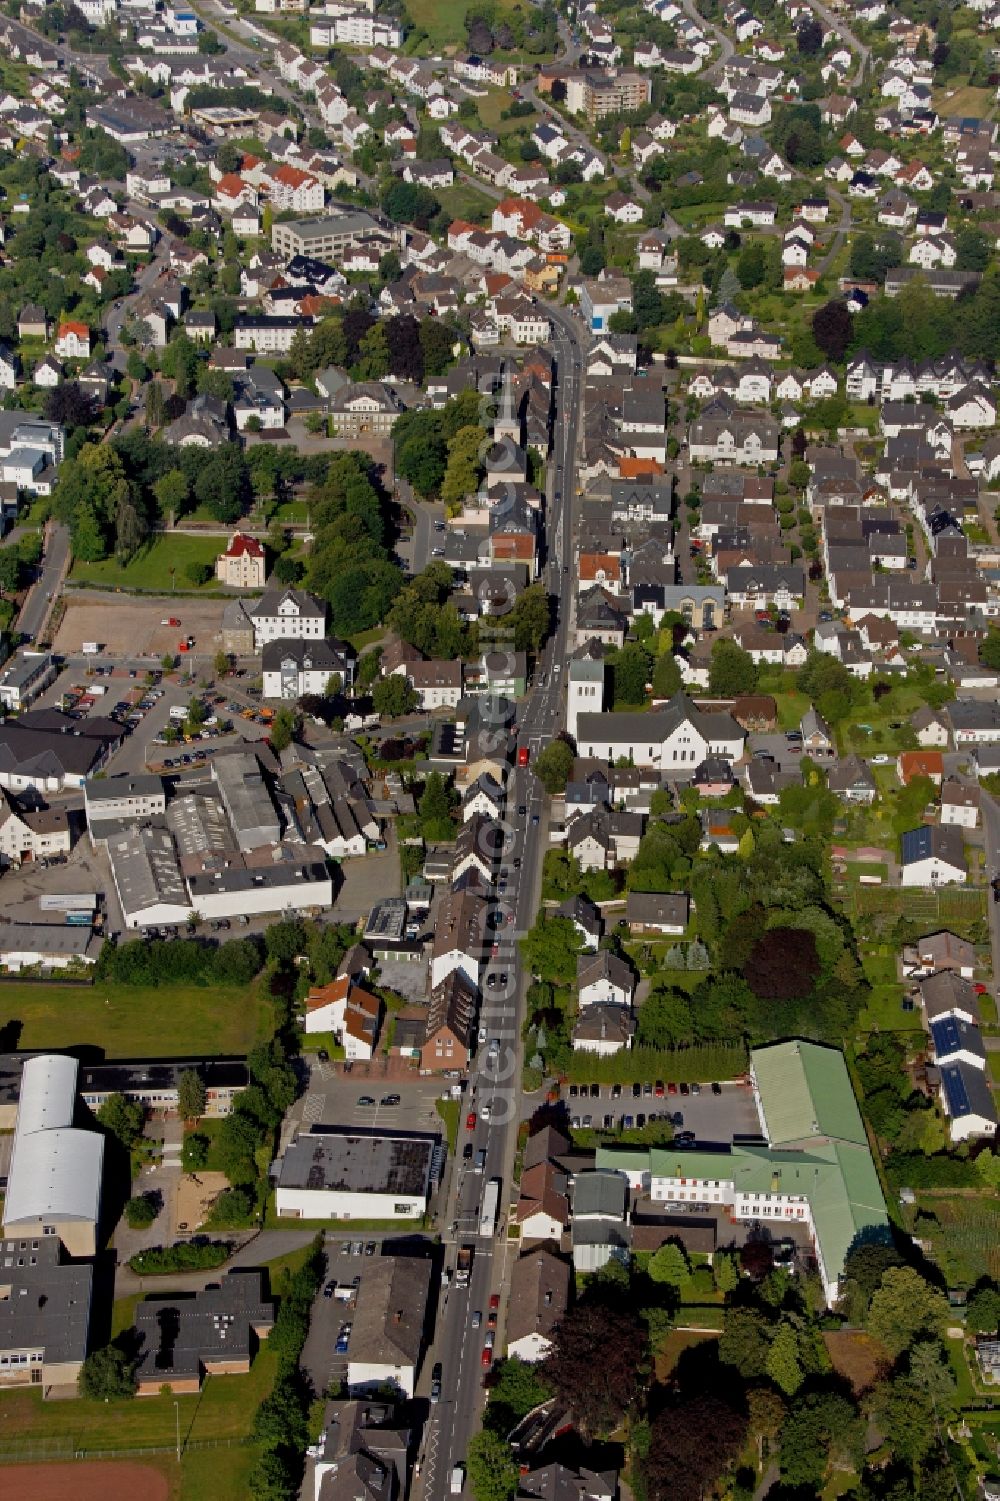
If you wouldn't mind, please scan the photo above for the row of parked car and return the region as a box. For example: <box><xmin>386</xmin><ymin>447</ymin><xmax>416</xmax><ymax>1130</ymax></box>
<box><xmin>568</xmin><ymin>1080</ymin><xmax>722</xmax><ymax>1100</ymax></box>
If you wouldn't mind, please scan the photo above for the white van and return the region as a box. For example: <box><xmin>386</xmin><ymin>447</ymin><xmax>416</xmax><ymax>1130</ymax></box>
<box><xmin>82</xmin><ymin>642</ymin><xmax>101</xmax><ymax>656</ymax></box>
<box><xmin>451</xmin><ymin>1467</ymin><xmax>464</xmax><ymax>1495</ymax></box>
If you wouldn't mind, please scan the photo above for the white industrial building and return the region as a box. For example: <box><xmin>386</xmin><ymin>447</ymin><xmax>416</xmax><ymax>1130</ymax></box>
<box><xmin>275</xmin><ymin>1127</ymin><xmax>434</xmax><ymax>1221</ymax></box>
<box><xmin>107</xmin><ymin>825</ymin><xmax>192</xmax><ymax>930</ymax></box>
<box><xmin>2</xmin><ymin>1054</ymin><xmax>104</xmax><ymax>1258</ymax></box>
<box><xmin>187</xmin><ymin>854</ymin><xmax>332</xmax><ymax>920</ymax></box>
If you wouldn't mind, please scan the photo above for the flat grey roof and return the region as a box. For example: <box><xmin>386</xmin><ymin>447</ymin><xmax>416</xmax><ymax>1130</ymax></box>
<box><xmin>85</xmin><ymin>773</ymin><xmax>164</xmax><ymax>806</ymax></box>
<box><xmin>279</xmin><ymin>1127</ymin><xmax>435</xmax><ymax>1198</ymax></box>
<box><xmin>0</xmin><ymin>1235</ymin><xmax>92</xmax><ymax>1365</ymax></box>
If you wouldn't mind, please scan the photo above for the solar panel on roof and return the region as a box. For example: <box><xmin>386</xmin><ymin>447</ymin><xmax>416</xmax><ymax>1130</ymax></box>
<box><xmin>941</xmin><ymin>1064</ymin><xmax>971</xmax><ymax>1117</ymax></box>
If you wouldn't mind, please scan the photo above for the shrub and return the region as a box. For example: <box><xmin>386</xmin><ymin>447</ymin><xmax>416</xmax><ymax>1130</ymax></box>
<box><xmin>125</xmin><ymin>1192</ymin><xmax>159</xmax><ymax>1229</ymax></box>
<box><xmin>129</xmin><ymin>1240</ymin><xmax>231</xmax><ymax>1275</ymax></box>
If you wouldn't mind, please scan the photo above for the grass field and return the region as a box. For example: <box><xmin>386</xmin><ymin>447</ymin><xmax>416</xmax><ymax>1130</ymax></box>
<box><xmin>404</xmin><ymin>0</ymin><xmax>521</xmax><ymax>49</ymax></box>
<box><xmin>71</xmin><ymin>535</ymin><xmax>224</xmax><ymax>593</ymax></box>
<box><xmin>436</xmin><ymin>181</ymin><xmax>497</xmax><ymax>227</ymax></box>
<box><xmin>0</xmin><ymin>980</ymin><xmax>272</xmax><ymax>1057</ymax></box>
<box><xmin>932</xmin><ymin>84</ymin><xmax>993</xmax><ymax>116</ymax></box>
<box><xmin>914</xmin><ymin>1193</ymin><xmax>1000</xmax><ymax>1286</ymax></box>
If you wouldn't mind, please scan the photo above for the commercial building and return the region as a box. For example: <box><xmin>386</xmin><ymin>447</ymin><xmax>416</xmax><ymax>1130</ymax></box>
<box><xmin>0</xmin><ymin>651</ymin><xmax>57</xmax><ymax>712</ymax></box>
<box><xmin>261</xmin><ymin>637</ymin><xmax>354</xmax><ymax>700</ymax></box>
<box><xmin>271</xmin><ymin>209</ymin><xmax>403</xmax><ymax>262</ymax></box>
<box><xmin>107</xmin><ymin>825</ymin><xmax>191</xmax><ymax>930</ymax></box>
<box><xmin>0</xmin><ymin>923</ymin><xmax>102</xmax><ymax>973</ymax></box>
<box><xmin>2</xmin><ymin>1054</ymin><xmax>104</xmax><ymax>1258</ymax></box>
<box><xmin>211</xmin><ymin>751</ymin><xmax>280</xmax><ymax>850</ymax></box>
<box><xmin>346</xmin><ymin>1253</ymin><xmax>432</xmax><ymax>1398</ymax></box>
<box><xmin>0</xmin><ymin>789</ymin><xmax>70</xmax><ymax>866</ymax></box>
<box><xmin>0</xmin><ymin>710</ymin><xmax>122</xmax><ymax>793</ymax></box>
<box><xmin>216</xmin><ymin>532</ymin><xmax>267</xmax><ymax>589</ymax></box>
<box><xmin>78</xmin><ymin>1057</ymin><xmax>249</xmax><ymax>1117</ymax></box>
<box><xmin>186</xmin><ymin>851</ymin><xmax>332</xmax><ymax>920</ymax></box>
<box><xmin>598</xmin><ymin>1040</ymin><xmax>888</xmax><ymax>1304</ymax></box>
<box><xmin>132</xmin><ymin>1272</ymin><xmax>274</xmax><ymax>1395</ymax></box>
<box><xmin>249</xmin><ymin>586</ymin><xmax>327</xmax><ymax>647</ymax></box>
<box><xmin>0</xmin><ymin>1235</ymin><xmax>93</xmax><ymax>1394</ymax></box>
<box><xmin>275</xmin><ymin>1126</ymin><xmax>435</xmax><ymax>1222</ymax></box>
<box><xmin>84</xmin><ymin>773</ymin><xmax>166</xmax><ymax>835</ymax></box>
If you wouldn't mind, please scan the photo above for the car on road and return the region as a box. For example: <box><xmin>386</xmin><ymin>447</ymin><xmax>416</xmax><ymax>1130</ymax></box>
<box><xmin>517</xmin><ymin>804</ymin><xmax>527</xmax><ymax>817</ymax></box>
<box><xmin>711</xmin><ymin>1081</ymin><xmax>722</xmax><ymax>1095</ymax></box>
<box><xmin>472</xmin><ymin>1309</ymin><xmax>482</xmax><ymax>1328</ymax></box>
<box><xmin>480</xmin><ymin>1102</ymin><xmax>492</xmax><ymax>1121</ymax></box>
<box><xmin>463</xmin><ymin>1142</ymin><xmax>474</xmax><ymax>1161</ymax></box>
<box><xmin>466</xmin><ymin>1111</ymin><xmax>477</xmax><ymax>1129</ymax></box>
<box><xmin>365</xmin><ymin>1242</ymin><xmax>376</xmax><ymax>1256</ymax></box>
<box><xmin>431</xmin><ymin>1363</ymin><xmax>442</xmax><ymax>1402</ymax></box>
<box><xmin>489</xmin><ymin>1293</ymin><xmax>500</xmax><ymax>1319</ymax></box>
<box><xmin>481</xmin><ymin>1347</ymin><xmax>492</xmax><ymax>1369</ymax></box>
<box><xmin>484</xmin><ymin>1330</ymin><xmax>495</xmax><ymax>1350</ymax></box>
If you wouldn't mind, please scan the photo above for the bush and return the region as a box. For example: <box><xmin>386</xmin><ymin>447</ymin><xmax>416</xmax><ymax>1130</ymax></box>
<box><xmin>129</xmin><ymin>1240</ymin><xmax>231</xmax><ymax>1275</ymax></box>
<box><xmin>184</xmin><ymin>561</ymin><xmax>212</xmax><ymax>586</ymax></box>
<box><xmin>80</xmin><ymin>1344</ymin><xmax>136</xmax><ymax>1401</ymax></box>
<box><xmin>125</xmin><ymin>1192</ymin><xmax>159</xmax><ymax>1229</ymax></box>
<box><xmin>205</xmin><ymin>1186</ymin><xmax>256</xmax><ymax>1228</ymax></box>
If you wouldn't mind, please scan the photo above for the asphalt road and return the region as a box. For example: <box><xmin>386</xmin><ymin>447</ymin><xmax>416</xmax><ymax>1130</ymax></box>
<box><xmin>981</xmin><ymin>792</ymin><xmax>1000</xmax><ymax>975</ymax></box>
<box><xmin>17</xmin><ymin>522</ymin><xmax>70</xmax><ymax>641</ymax></box>
<box><xmin>416</xmin><ymin>309</ymin><xmax>585</xmax><ymax>1501</ymax></box>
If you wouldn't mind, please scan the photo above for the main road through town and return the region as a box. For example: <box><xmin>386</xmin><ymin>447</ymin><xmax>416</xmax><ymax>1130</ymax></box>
<box><xmin>416</xmin><ymin>309</ymin><xmax>587</xmax><ymax>1501</ymax></box>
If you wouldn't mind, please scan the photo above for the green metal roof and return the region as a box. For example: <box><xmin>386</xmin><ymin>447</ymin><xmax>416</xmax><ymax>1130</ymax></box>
<box><xmin>751</xmin><ymin>1040</ymin><xmax>867</xmax><ymax>1147</ymax></box>
<box><xmin>595</xmin><ymin>1147</ymin><xmax>655</xmax><ymax>1176</ymax></box>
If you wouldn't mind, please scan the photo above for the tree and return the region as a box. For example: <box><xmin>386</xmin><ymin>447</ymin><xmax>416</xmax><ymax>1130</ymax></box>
<box><xmin>646</xmin><ymin>1395</ymin><xmax>748</xmax><ymax>1501</ymax></box>
<box><xmin>97</xmin><ymin>1091</ymin><xmax>145</xmax><ymax>1149</ymax></box>
<box><xmin>966</xmin><ymin>1284</ymin><xmax>1000</xmax><ymax>1334</ymax></box>
<box><xmin>185</xmin><ymin>561</ymin><xmax>211</xmax><ymax>586</ymax></box>
<box><xmin>177</xmin><ymin>1069</ymin><xmax>207</xmax><ymax>1121</ymax></box>
<box><xmin>419</xmin><ymin>770</ymin><xmax>456</xmax><ymax>840</ymax></box>
<box><xmin>766</xmin><ymin>1320</ymin><xmax>805</xmax><ymax>1396</ymax></box>
<box><xmin>80</xmin><ymin>1344</ymin><xmax>136</xmax><ymax>1401</ymax></box>
<box><xmin>484</xmin><ymin>1358</ymin><xmax>552</xmax><ymax>1436</ymax></box>
<box><xmin>215</xmin><ymin>650</ymin><xmax>231</xmax><ymax>678</ymax></box>
<box><xmin>466</xmin><ymin>1431</ymin><xmax>519</xmax><ymax>1501</ymax></box>
<box><xmin>153</xmin><ymin>468</ymin><xmax>189</xmax><ymax>522</ymax></box>
<box><xmin>812</xmin><ymin>299</ymin><xmax>854</xmax><ymax>362</ymax></box>
<box><xmin>636</xmin><ymin>986</ymin><xmax>692</xmax><ymax>1049</ymax></box>
<box><xmin>543</xmin><ymin>1295</ymin><xmax>647</xmax><ymax>1437</ymax></box>
<box><xmin>0</xmin><ymin>547</ymin><xmax>22</xmax><ymax>596</ymax></box>
<box><xmin>737</xmin><ymin>242</ymin><xmax>766</xmax><ymax>289</ymax></box>
<box><xmin>780</xmin><ymin>1391</ymin><xmax>862</xmax><ymax>1489</ymax></box>
<box><xmin>956</xmin><ymin>226</ymin><xmax>991</xmax><ymax>273</ymax></box>
<box><xmin>521</xmin><ymin>915</ymin><xmax>583</xmax><ymax>984</ymax></box>
<box><xmin>867</xmin><ymin>1267</ymin><xmax>949</xmax><ymax>1358</ymax></box>
<box><xmin>372</xmin><ymin>676</ymin><xmax>418</xmax><ymax>718</ymax></box>
<box><xmin>125</xmin><ymin>1192</ymin><xmax>159</xmax><ymax>1229</ymax></box>
<box><xmin>441</xmin><ymin>424</ymin><xmax>485</xmax><ymax>508</ymax></box>
<box><xmin>533</xmin><ymin>738</ymin><xmax>575</xmax><ymax>795</ymax></box>
<box><xmin>651</xmin><ymin>653</ymin><xmax>681</xmax><ymax>698</ymax></box>
<box><xmin>612</xmin><ymin>643</ymin><xmax>650</xmax><ymax>706</ymax></box>
<box><xmin>743</xmin><ymin>927</ymin><xmax>821</xmax><ymax>1001</ymax></box>
<box><xmin>797</xmin><ymin>16</ymin><xmax>823</xmax><ymax>52</ymax></box>
<box><xmin>709</xmin><ymin>639</ymin><xmax>758</xmax><ymax>697</ymax></box>
<box><xmin>269</xmin><ymin>707</ymin><xmax>297</xmax><ymax>753</ymax></box>
<box><xmin>511</xmin><ymin>583</ymin><xmax>551</xmax><ymax>653</ymax></box>
<box><xmin>648</xmin><ymin>1241</ymin><xmax>691</xmax><ymax>1289</ymax></box>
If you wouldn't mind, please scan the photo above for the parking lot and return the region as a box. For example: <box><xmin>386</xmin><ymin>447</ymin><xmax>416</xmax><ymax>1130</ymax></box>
<box><xmin>300</xmin><ymin>1232</ymin><xmax>438</xmax><ymax>1398</ymax></box>
<box><xmin>290</xmin><ymin>1062</ymin><xmax>451</xmax><ymax>1141</ymax></box>
<box><xmin>560</xmin><ymin>1080</ymin><xmax>761</xmax><ymax>1146</ymax></box>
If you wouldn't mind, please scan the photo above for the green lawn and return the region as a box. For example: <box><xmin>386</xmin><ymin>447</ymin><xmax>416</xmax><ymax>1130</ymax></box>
<box><xmin>436</xmin><ymin>1097</ymin><xmax>459</xmax><ymax>1151</ymax></box>
<box><xmin>71</xmin><ymin>535</ymin><xmax>225</xmax><ymax>593</ymax></box>
<box><xmin>0</xmin><ymin>980</ymin><xmax>272</xmax><ymax>1057</ymax></box>
<box><xmin>0</xmin><ymin>1343</ymin><xmax>280</xmax><ymax>1455</ymax></box>
<box><xmin>437</xmin><ymin>181</ymin><xmax>497</xmax><ymax>227</ymax></box>
<box><xmin>404</xmin><ymin>0</ymin><xmax>522</xmax><ymax>48</ymax></box>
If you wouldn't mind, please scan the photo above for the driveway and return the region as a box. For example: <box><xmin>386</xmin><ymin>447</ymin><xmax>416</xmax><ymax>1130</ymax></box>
<box><xmin>18</xmin><ymin>522</ymin><xmax>70</xmax><ymax>641</ymax></box>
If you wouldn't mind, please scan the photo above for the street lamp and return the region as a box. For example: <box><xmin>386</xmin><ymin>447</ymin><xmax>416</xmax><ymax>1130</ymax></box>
<box><xmin>174</xmin><ymin>1398</ymin><xmax>181</xmax><ymax>1463</ymax></box>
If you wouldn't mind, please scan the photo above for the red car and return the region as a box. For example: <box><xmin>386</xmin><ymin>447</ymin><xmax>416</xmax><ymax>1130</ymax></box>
<box><xmin>667</xmin><ymin>1082</ymin><xmax>678</xmax><ymax>1096</ymax></box>
<box><xmin>466</xmin><ymin>1111</ymin><xmax>477</xmax><ymax>1129</ymax></box>
<box><xmin>481</xmin><ymin>1346</ymin><xmax>493</xmax><ymax>1369</ymax></box>
<box><xmin>489</xmin><ymin>1293</ymin><xmax>500</xmax><ymax>1310</ymax></box>
<box><xmin>654</xmin><ymin>1081</ymin><xmax>665</xmax><ymax>1097</ymax></box>
<box><xmin>975</xmin><ymin>983</ymin><xmax>989</xmax><ymax>995</ymax></box>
